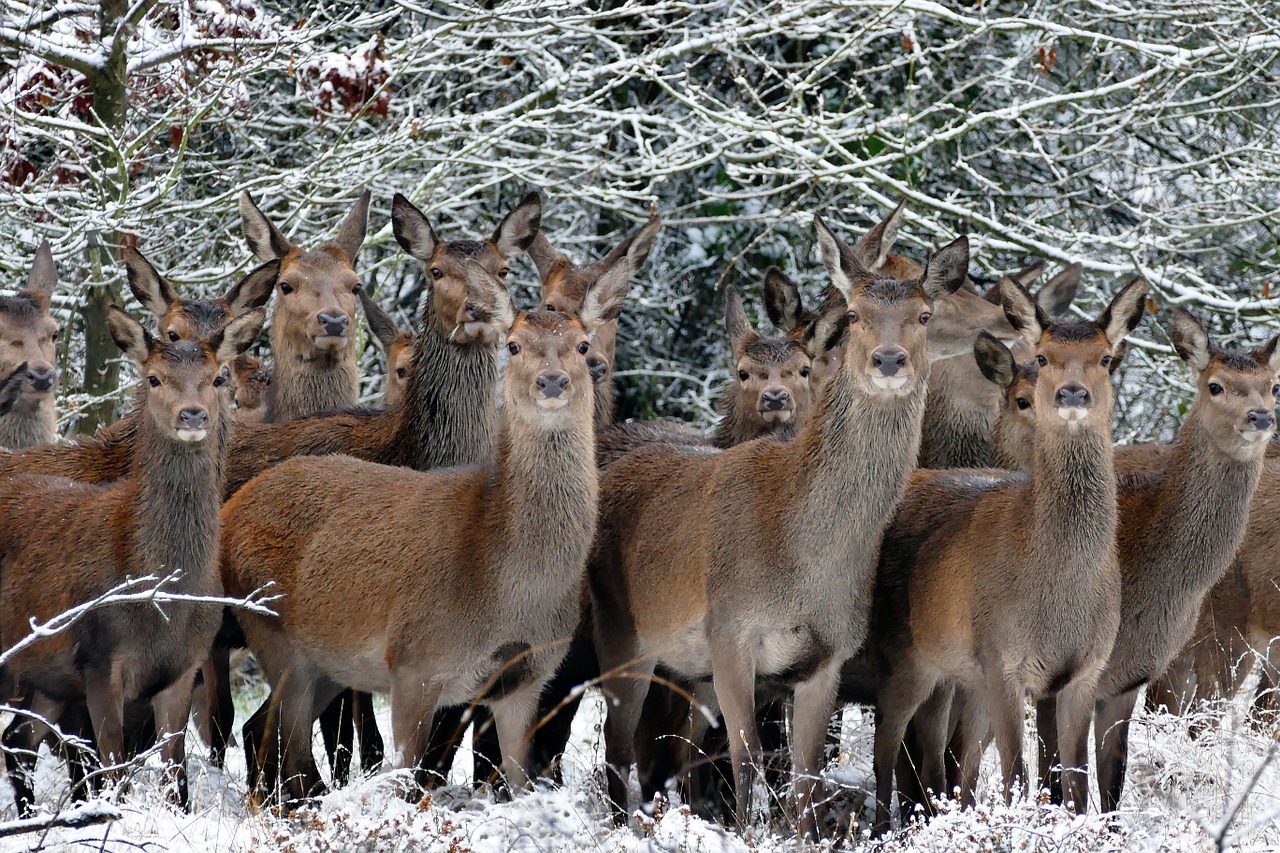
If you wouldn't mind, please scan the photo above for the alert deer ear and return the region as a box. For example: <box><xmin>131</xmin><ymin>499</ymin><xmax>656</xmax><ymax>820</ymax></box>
<box><xmin>974</xmin><ymin>331</ymin><xmax>1017</xmax><ymax>393</ymax></box>
<box><xmin>1169</xmin><ymin>307</ymin><xmax>1212</xmax><ymax>374</ymax></box>
<box><xmin>332</xmin><ymin>189</ymin><xmax>371</xmax><ymax>263</ymax></box>
<box><xmin>462</xmin><ymin>260</ymin><xmax>517</xmax><ymax>337</ymax></box>
<box><xmin>223</xmin><ymin>259</ymin><xmax>280</xmax><ymax>316</ymax></box>
<box><xmin>999</xmin><ymin>275</ymin><xmax>1048</xmax><ymax>346</ymax></box>
<box><xmin>239</xmin><ymin>190</ymin><xmax>294</xmax><ymax>261</ymax></box>
<box><xmin>1036</xmin><ymin>263</ymin><xmax>1082</xmax><ymax>319</ymax></box>
<box><xmin>723</xmin><ymin>286</ymin><xmax>754</xmax><ymax>353</ymax></box>
<box><xmin>851</xmin><ymin>200</ymin><xmax>906</xmax><ymax>273</ymax></box>
<box><xmin>1098</xmin><ymin>275</ymin><xmax>1149</xmax><ymax>347</ymax></box>
<box><xmin>106</xmin><ymin>306</ymin><xmax>155</xmax><ymax>366</ymax></box>
<box><xmin>23</xmin><ymin>239</ymin><xmax>57</xmax><ymax>306</ymax></box>
<box><xmin>121</xmin><ymin>246</ymin><xmax>178</xmax><ymax>319</ymax></box>
<box><xmin>211</xmin><ymin>307</ymin><xmax>268</xmax><ymax>365</ymax></box>
<box><xmin>921</xmin><ymin>236</ymin><xmax>970</xmax><ymax>301</ymax></box>
<box><xmin>391</xmin><ymin>193</ymin><xmax>438</xmax><ymax>262</ymax></box>
<box><xmin>359</xmin><ymin>288</ymin><xmax>401</xmax><ymax>355</ymax></box>
<box><xmin>492</xmin><ymin>191</ymin><xmax>543</xmax><ymax>258</ymax></box>
<box><xmin>763</xmin><ymin>267</ymin><xmax>804</xmax><ymax>334</ymax></box>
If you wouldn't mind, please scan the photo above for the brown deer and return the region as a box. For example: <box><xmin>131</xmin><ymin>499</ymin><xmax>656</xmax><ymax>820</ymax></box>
<box><xmin>0</xmin><ymin>240</ymin><xmax>59</xmax><ymax>450</ymax></box>
<box><xmin>220</xmin><ymin>266</ymin><xmax>628</xmax><ymax>806</ymax></box>
<box><xmin>358</xmin><ymin>288</ymin><xmax>414</xmax><ymax>407</ymax></box>
<box><xmin>238</xmin><ymin>190</ymin><xmax>370</xmax><ymax>423</ymax></box>
<box><xmin>0</xmin><ymin>305</ymin><xmax>264</xmax><ymax>814</ymax></box>
<box><xmin>864</xmin><ymin>274</ymin><xmax>1147</xmax><ymax>833</ymax></box>
<box><xmin>590</xmin><ymin>218</ymin><xmax>973</xmax><ymax>840</ymax></box>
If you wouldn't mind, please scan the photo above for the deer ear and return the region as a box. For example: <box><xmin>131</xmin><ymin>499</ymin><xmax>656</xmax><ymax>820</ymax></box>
<box><xmin>851</xmin><ymin>200</ymin><xmax>906</xmax><ymax>273</ymax></box>
<box><xmin>359</xmin><ymin>288</ymin><xmax>401</xmax><ymax>355</ymax></box>
<box><xmin>391</xmin><ymin>193</ymin><xmax>438</xmax><ymax>262</ymax></box>
<box><xmin>723</xmin><ymin>286</ymin><xmax>754</xmax><ymax>352</ymax></box>
<box><xmin>23</xmin><ymin>240</ymin><xmax>56</xmax><ymax>305</ymax></box>
<box><xmin>121</xmin><ymin>246</ymin><xmax>178</xmax><ymax>318</ymax></box>
<box><xmin>921</xmin><ymin>236</ymin><xmax>970</xmax><ymax>301</ymax></box>
<box><xmin>106</xmin><ymin>306</ymin><xmax>154</xmax><ymax>366</ymax></box>
<box><xmin>463</xmin><ymin>260</ymin><xmax>516</xmax><ymax>337</ymax></box>
<box><xmin>1036</xmin><ymin>263</ymin><xmax>1082</xmax><ymax>319</ymax></box>
<box><xmin>763</xmin><ymin>267</ymin><xmax>803</xmax><ymax>333</ymax></box>
<box><xmin>999</xmin><ymin>275</ymin><xmax>1048</xmax><ymax>346</ymax></box>
<box><xmin>1169</xmin><ymin>307</ymin><xmax>1212</xmax><ymax>373</ymax></box>
<box><xmin>332</xmin><ymin>189</ymin><xmax>371</xmax><ymax>262</ymax></box>
<box><xmin>223</xmin><ymin>259</ymin><xmax>279</xmax><ymax>316</ymax></box>
<box><xmin>492</xmin><ymin>191</ymin><xmax>543</xmax><ymax>258</ymax></box>
<box><xmin>211</xmin><ymin>307</ymin><xmax>268</xmax><ymax>365</ymax></box>
<box><xmin>239</xmin><ymin>190</ymin><xmax>293</xmax><ymax>261</ymax></box>
<box><xmin>578</xmin><ymin>258</ymin><xmax>633</xmax><ymax>332</ymax></box>
<box><xmin>1098</xmin><ymin>276</ymin><xmax>1149</xmax><ymax>347</ymax></box>
<box><xmin>974</xmin><ymin>331</ymin><xmax>1017</xmax><ymax>392</ymax></box>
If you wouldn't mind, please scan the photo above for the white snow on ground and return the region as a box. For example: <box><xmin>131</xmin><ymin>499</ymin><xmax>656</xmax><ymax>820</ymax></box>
<box><xmin>2</xmin><ymin>688</ymin><xmax>1279</xmax><ymax>852</ymax></box>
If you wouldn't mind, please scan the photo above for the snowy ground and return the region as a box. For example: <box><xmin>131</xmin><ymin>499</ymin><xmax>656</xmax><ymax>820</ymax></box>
<box><xmin>2</xmin><ymin>681</ymin><xmax>1279</xmax><ymax>852</ymax></box>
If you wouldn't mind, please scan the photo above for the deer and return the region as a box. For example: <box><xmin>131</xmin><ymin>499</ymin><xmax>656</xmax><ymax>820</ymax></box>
<box><xmin>0</xmin><ymin>240</ymin><xmax>60</xmax><ymax>450</ymax></box>
<box><xmin>219</xmin><ymin>264</ymin><xmax>628</xmax><ymax>807</ymax></box>
<box><xmin>862</xmin><ymin>274</ymin><xmax>1148</xmax><ymax>834</ymax></box>
<box><xmin>358</xmin><ymin>288</ymin><xmax>415</xmax><ymax>407</ymax></box>
<box><xmin>238</xmin><ymin>190</ymin><xmax>370</xmax><ymax>423</ymax></box>
<box><xmin>0</xmin><ymin>304</ymin><xmax>265</xmax><ymax>815</ymax></box>
<box><xmin>589</xmin><ymin>216</ymin><xmax>974</xmax><ymax>841</ymax></box>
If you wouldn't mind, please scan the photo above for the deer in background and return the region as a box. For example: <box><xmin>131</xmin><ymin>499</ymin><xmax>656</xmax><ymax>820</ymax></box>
<box><xmin>590</xmin><ymin>218</ymin><xmax>974</xmax><ymax>840</ymax></box>
<box><xmin>0</xmin><ymin>305</ymin><xmax>264</xmax><ymax>814</ymax></box>
<box><xmin>358</xmin><ymin>288</ymin><xmax>415</xmax><ymax>407</ymax></box>
<box><xmin>238</xmin><ymin>190</ymin><xmax>370</xmax><ymax>423</ymax></box>
<box><xmin>864</xmin><ymin>275</ymin><xmax>1147</xmax><ymax>833</ymax></box>
<box><xmin>0</xmin><ymin>241</ymin><xmax>59</xmax><ymax>449</ymax></box>
<box><xmin>220</xmin><ymin>266</ymin><xmax>629</xmax><ymax>806</ymax></box>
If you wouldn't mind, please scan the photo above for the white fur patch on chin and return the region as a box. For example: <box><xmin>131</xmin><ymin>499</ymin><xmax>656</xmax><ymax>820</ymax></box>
<box><xmin>176</xmin><ymin>428</ymin><xmax>208</xmax><ymax>443</ymax></box>
<box><xmin>870</xmin><ymin>375</ymin><xmax>910</xmax><ymax>392</ymax></box>
<box><xmin>535</xmin><ymin>397</ymin><xmax>569</xmax><ymax>410</ymax></box>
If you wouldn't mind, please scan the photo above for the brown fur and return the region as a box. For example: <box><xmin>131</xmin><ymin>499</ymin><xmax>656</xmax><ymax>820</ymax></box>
<box><xmin>863</xmin><ymin>275</ymin><xmax>1148</xmax><ymax>832</ymax></box>
<box><xmin>0</xmin><ymin>241</ymin><xmax>59</xmax><ymax>449</ymax></box>
<box><xmin>590</xmin><ymin>219</ymin><xmax>974</xmax><ymax>840</ymax></box>
<box><xmin>0</xmin><ymin>307</ymin><xmax>263</xmax><ymax>815</ymax></box>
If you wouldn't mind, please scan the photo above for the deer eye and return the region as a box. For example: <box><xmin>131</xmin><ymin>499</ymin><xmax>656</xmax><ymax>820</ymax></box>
<box><xmin>168</xmin><ymin>331</ymin><xmax>181</xmax><ymax>342</ymax></box>
<box><xmin>577</xmin><ymin>341</ymin><xmax>590</xmax><ymax>355</ymax></box>
<box><xmin>1208</xmin><ymin>382</ymin><xmax>1223</xmax><ymax>396</ymax></box>
<box><xmin>508</xmin><ymin>341</ymin><xmax>521</xmax><ymax>356</ymax></box>
<box><xmin>430</xmin><ymin>268</ymin><xmax>444</xmax><ymax>280</ymax></box>
<box><xmin>396</xmin><ymin>367</ymin><xmax>408</xmax><ymax>378</ymax></box>
<box><xmin>919</xmin><ymin>313</ymin><xmax>931</xmax><ymax>326</ymax></box>
<box><xmin>800</xmin><ymin>366</ymin><xmax>811</xmax><ymax>378</ymax></box>
<box><xmin>738</xmin><ymin>370</ymin><xmax>750</xmax><ymax>382</ymax></box>
<box><xmin>148</xmin><ymin>376</ymin><xmax>161</xmax><ymax>388</ymax></box>
<box><xmin>279</xmin><ymin>282</ymin><xmax>294</xmax><ymax>295</ymax></box>
<box><xmin>1100</xmin><ymin>355</ymin><xmax>1112</xmax><ymax>368</ymax></box>
<box><xmin>1036</xmin><ymin>354</ymin><xmax>1048</xmax><ymax>367</ymax></box>
<box><xmin>1016</xmin><ymin>397</ymin><xmax>1031</xmax><ymax>410</ymax></box>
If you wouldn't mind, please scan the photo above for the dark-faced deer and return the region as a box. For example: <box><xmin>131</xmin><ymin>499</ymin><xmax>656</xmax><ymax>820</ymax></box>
<box><xmin>220</xmin><ymin>266</ymin><xmax>626</xmax><ymax>807</ymax></box>
<box><xmin>358</xmin><ymin>288</ymin><xmax>414</xmax><ymax>407</ymax></box>
<box><xmin>864</xmin><ymin>275</ymin><xmax>1147</xmax><ymax>833</ymax></box>
<box><xmin>239</xmin><ymin>190</ymin><xmax>370</xmax><ymax>423</ymax></box>
<box><xmin>590</xmin><ymin>218</ymin><xmax>974</xmax><ymax>840</ymax></box>
<box><xmin>0</xmin><ymin>305</ymin><xmax>264</xmax><ymax>814</ymax></box>
<box><xmin>0</xmin><ymin>241</ymin><xmax>59</xmax><ymax>450</ymax></box>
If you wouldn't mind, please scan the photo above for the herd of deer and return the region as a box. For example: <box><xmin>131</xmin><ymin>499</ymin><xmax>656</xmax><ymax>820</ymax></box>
<box><xmin>1</xmin><ymin>191</ymin><xmax>1279</xmax><ymax>840</ymax></box>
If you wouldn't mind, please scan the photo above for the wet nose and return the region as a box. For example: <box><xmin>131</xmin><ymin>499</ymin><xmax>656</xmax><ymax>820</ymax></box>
<box><xmin>318</xmin><ymin>311</ymin><xmax>349</xmax><ymax>337</ymax></box>
<box><xmin>587</xmin><ymin>357</ymin><xmax>608</xmax><ymax>385</ymax></box>
<box><xmin>1248</xmin><ymin>409</ymin><xmax>1275</xmax><ymax>431</ymax></box>
<box><xmin>179</xmin><ymin>408</ymin><xmax>209</xmax><ymax>429</ymax></box>
<box><xmin>761</xmin><ymin>389</ymin><xmax>791</xmax><ymax>411</ymax></box>
<box><xmin>1056</xmin><ymin>384</ymin><xmax>1090</xmax><ymax>408</ymax></box>
<box><xmin>537</xmin><ymin>371</ymin><xmax>570</xmax><ymax>398</ymax></box>
<box><xmin>872</xmin><ymin>348</ymin><xmax>908</xmax><ymax>377</ymax></box>
<box><xmin>26</xmin><ymin>365</ymin><xmax>55</xmax><ymax>392</ymax></box>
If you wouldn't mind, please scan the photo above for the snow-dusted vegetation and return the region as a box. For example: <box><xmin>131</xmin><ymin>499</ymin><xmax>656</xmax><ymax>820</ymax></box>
<box><xmin>3</xmin><ymin>1</ymin><xmax>1280</xmax><ymax>851</ymax></box>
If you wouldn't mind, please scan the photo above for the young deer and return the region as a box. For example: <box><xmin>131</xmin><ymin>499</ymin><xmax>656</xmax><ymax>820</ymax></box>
<box><xmin>0</xmin><ymin>241</ymin><xmax>59</xmax><ymax>449</ymax></box>
<box><xmin>220</xmin><ymin>268</ymin><xmax>627</xmax><ymax>806</ymax></box>
<box><xmin>358</xmin><ymin>288</ymin><xmax>415</xmax><ymax>407</ymax></box>
<box><xmin>590</xmin><ymin>218</ymin><xmax>973</xmax><ymax>840</ymax></box>
<box><xmin>239</xmin><ymin>190</ymin><xmax>370</xmax><ymax>423</ymax></box>
<box><xmin>864</xmin><ymin>275</ymin><xmax>1147</xmax><ymax>833</ymax></box>
<box><xmin>0</xmin><ymin>306</ymin><xmax>264</xmax><ymax>814</ymax></box>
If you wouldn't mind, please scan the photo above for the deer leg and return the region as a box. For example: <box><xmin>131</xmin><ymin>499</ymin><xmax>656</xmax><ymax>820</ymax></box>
<box><xmin>355</xmin><ymin>690</ymin><xmax>385</xmax><ymax>774</ymax></box>
<box><xmin>790</xmin><ymin>662</ymin><xmax>840</xmax><ymax>842</ymax></box>
<box><xmin>710</xmin><ymin>638</ymin><xmax>760</xmax><ymax>831</ymax></box>
<box><xmin>4</xmin><ymin>692</ymin><xmax>64</xmax><ymax>816</ymax></box>
<box><xmin>318</xmin><ymin>690</ymin><xmax>356</xmax><ymax>787</ymax></box>
<box><xmin>1053</xmin><ymin>679</ymin><xmax>1098</xmax><ymax>814</ymax></box>
<box><xmin>151</xmin><ymin>667</ymin><xmax>198</xmax><ymax>809</ymax></box>
<box><xmin>1036</xmin><ymin>696</ymin><xmax>1061</xmax><ymax>803</ymax></box>
<box><xmin>985</xmin><ymin>672</ymin><xmax>1027</xmax><ymax>805</ymax></box>
<box><xmin>1094</xmin><ymin>689</ymin><xmax>1139</xmax><ymax>813</ymax></box>
<box><xmin>872</xmin><ymin>668</ymin><xmax>937</xmax><ymax>836</ymax></box>
<box><xmin>388</xmin><ymin>670</ymin><xmax>443</xmax><ymax>797</ymax></box>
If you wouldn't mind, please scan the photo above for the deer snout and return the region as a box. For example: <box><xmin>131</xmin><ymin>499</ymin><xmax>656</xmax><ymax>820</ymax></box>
<box><xmin>317</xmin><ymin>311</ymin><xmax>350</xmax><ymax>338</ymax></box>
<box><xmin>25</xmin><ymin>364</ymin><xmax>55</xmax><ymax>393</ymax></box>
<box><xmin>176</xmin><ymin>407</ymin><xmax>210</xmax><ymax>442</ymax></box>
<box><xmin>535</xmin><ymin>370</ymin><xmax>572</xmax><ymax>408</ymax></box>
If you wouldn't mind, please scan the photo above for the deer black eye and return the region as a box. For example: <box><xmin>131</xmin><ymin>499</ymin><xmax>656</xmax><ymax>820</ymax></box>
<box><xmin>577</xmin><ymin>341</ymin><xmax>590</xmax><ymax>355</ymax></box>
<box><xmin>919</xmin><ymin>313</ymin><xmax>931</xmax><ymax>326</ymax></box>
<box><xmin>396</xmin><ymin>368</ymin><xmax>408</xmax><ymax>378</ymax></box>
<box><xmin>430</xmin><ymin>268</ymin><xmax>443</xmax><ymax>280</ymax></box>
<box><xmin>1208</xmin><ymin>382</ymin><xmax>1223</xmax><ymax>396</ymax></box>
<box><xmin>1037</xmin><ymin>354</ymin><xmax>1048</xmax><ymax>367</ymax></box>
<box><xmin>1016</xmin><ymin>397</ymin><xmax>1031</xmax><ymax>410</ymax></box>
<box><xmin>508</xmin><ymin>342</ymin><xmax>521</xmax><ymax>355</ymax></box>
<box><xmin>800</xmin><ymin>366</ymin><xmax>811</xmax><ymax>378</ymax></box>
<box><xmin>279</xmin><ymin>282</ymin><xmax>293</xmax><ymax>294</ymax></box>
<box><xmin>148</xmin><ymin>376</ymin><xmax>161</xmax><ymax>388</ymax></box>
<box><xmin>168</xmin><ymin>331</ymin><xmax>180</xmax><ymax>342</ymax></box>
<box><xmin>738</xmin><ymin>370</ymin><xmax>750</xmax><ymax>382</ymax></box>
<box><xmin>1100</xmin><ymin>355</ymin><xmax>1112</xmax><ymax>368</ymax></box>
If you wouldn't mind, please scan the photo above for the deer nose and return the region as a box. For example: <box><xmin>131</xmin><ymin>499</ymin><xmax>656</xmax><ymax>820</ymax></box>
<box><xmin>537</xmin><ymin>371</ymin><xmax>570</xmax><ymax>398</ymax></box>
<box><xmin>1056</xmin><ymin>384</ymin><xmax>1090</xmax><ymax>408</ymax></box>
<box><xmin>26</xmin><ymin>365</ymin><xmax>55</xmax><ymax>392</ymax></box>
<box><xmin>587</xmin><ymin>357</ymin><xmax>608</xmax><ymax>385</ymax></box>
<box><xmin>318</xmin><ymin>312</ymin><xmax>349</xmax><ymax>337</ymax></box>
<box><xmin>761</xmin><ymin>389</ymin><xmax>791</xmax><ymax>411</ymax></box>
<box><xmin>1248</xmin><ymin>409</ymin><xmax>1275</xmax><ymax>430</ymax></box>
<box><xmin>179</xmin><ymin>408</ymin><xmax>209</xmax><ymax>429</ymax></box>
<box><xmin>871</xmin><ymin>348</ymin><xmax>908</xmax><ymax>377</ymax></box>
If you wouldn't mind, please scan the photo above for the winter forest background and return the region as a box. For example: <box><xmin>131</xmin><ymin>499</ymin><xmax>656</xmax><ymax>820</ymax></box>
<box><xmin>4</xmin><ymin>1</ymin><xmax>1280</xmax><ymax>851</ymax></box>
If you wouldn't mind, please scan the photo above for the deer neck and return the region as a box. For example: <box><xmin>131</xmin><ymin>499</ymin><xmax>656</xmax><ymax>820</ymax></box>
<box><xmin>1030</xmin><ymin>422</ymin><xmax>1117</xmax><ymax>567</ymax></box>
<box><xmin>711</xmin><ymin>390</ymin><xmax>799</xmax><ymax>449</ymax></box>
<box><xmin>393</xmin><ymin>295</ymin><xmax>500</xmax><ymax>471</ymax></box>
<box><xmin>128</xmin><ymin>399</ymin><xmax>228</xmax><ymax>595</ymax></box>
<box><xmin>0</xmin><ymin>399</ymin><xmax>56</xmax><ymax>449</ymax></box>
<box><xmin>267</xmin><ymin>332</ymin><xmax>360</xmax><ymax>423</ymax></box>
